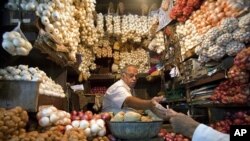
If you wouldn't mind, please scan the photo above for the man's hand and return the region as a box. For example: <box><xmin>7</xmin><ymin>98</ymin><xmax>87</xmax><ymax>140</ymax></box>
<box><xmin>169</xmin><ymin>113</ymin><xmax>200</xmax><ymax>138</ymax></box>
<box><xmin>151</xmin><ymin>95</ymin><xmax>164</xmax><ymax>103</ymax></box>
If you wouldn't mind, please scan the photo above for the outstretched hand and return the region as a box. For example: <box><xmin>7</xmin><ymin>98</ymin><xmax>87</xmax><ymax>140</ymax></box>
<box><xmin>169</xmin><ymin>113</ymin><xmax>200</xmax><ymax>138</ymax></box>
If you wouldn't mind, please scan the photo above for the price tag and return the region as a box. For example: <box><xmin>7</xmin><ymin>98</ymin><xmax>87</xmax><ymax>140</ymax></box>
<box><xmin>70</xmin><ymin>84</ymin><xmax>84</xmax><ymax>92</ymax></box>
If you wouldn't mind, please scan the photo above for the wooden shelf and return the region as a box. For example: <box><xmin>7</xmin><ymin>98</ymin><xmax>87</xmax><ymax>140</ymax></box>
<box><xmin>89</xmin><ymin>74</ymin><xmax>116</xmax><ymax>80</ymax></box>
<box><xmin>161</xmin><ymin>98</ymin><xmax>186</xmax><ymax>104</ymax></box>
<box><xmin>185</xmin><ymin>71</ymin><xmax>225</xmax><ymax>88</ymax></box>
<box><xmin>89</xmin><ymin>73</ymin><xmax>149</xmax><ymax>80</ymax></box>
<box><xmin>190</xmin><ymin>103</ymin><xmax>250</xmax><ymax>108</ymax></box>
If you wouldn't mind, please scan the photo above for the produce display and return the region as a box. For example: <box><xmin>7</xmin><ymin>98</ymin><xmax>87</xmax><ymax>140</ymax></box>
<box><xmin>196</xmin><ymin>16</ymin><xmax>249</xmax><ymax>63</ymax></box>
<box><xmin>0</xmin><ymin>65</ymin><xmax>66</xmax><ymax>97</ymax></box>
<box><xmin>2</xmin><ymin>29</ymin><xmax>33</xmax><ymax>56</ymax></box>
<box><xmin>111</xmin><ymin>111</ymin><xmax>161</xmax><ymax>122</ymax></box>
<box><xmin>210</xmin><ymin>111</ymin><xmax>250</xmax><ymax>133</ymax></box>
<box><xmin>118</xmin><ymin>48</ymin><xmax>150</xmax><ymax>73</ymax></box>
<box><xmin>148</xmin><ymin>31</ymin><xmax>165</xmax><ymax>54</ymax></box>
<box><xmin>210</xmin><ymin>47</ymin><xmax>250</xmax><ymax>104</ymax></box>
<box><xmin>176</xmin><ymin>0</ymin><xmax>249</xmax><ymax>61</ymax></box>
<box><xmin>158</xmin><ymin>128</ymin><xmax>190</xmax><ymax>141</ymax></box>
<box><xmin>234</xmin><ymin>47</ymin><xmax>250</xmax><ymax>70</ymax></box>
<box><xmin>78</xmin><ymin>46</ymin><xmax>97</xmax><ymax>81</ymax></box>
<box><xmin>0</xmin><ymin>107</ymin><xmax>28</xmax><ymax>140</ymax></box>
<box><xmin>5</xmin><ymin>0</ymin><xmax>38</xmax><ymax>11</ymax></box>
<box><xmin>170</xmin><ymin>0</ymin><xmax>202</xmax><ymax>22</ymax></box>
<box><xmin>36</xmin><ymin>0</ymin><xmax>80</xmax><ymax>61</ymax></box>
<box><xmin>1</xmin><ymin>0</ymin><xmax>250</xmax><ymax>140</ymax></box>
<box><xmin>37</xmin><ymin>106</ymin><xmax>71</xmax><ymax>127</ymax></box>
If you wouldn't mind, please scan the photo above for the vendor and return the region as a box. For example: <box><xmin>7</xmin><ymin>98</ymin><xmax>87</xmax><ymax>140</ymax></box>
<box><xmin>102</xmin><ymin>64</ymin><xmax>167</xmax><ymax>118</ymax></box>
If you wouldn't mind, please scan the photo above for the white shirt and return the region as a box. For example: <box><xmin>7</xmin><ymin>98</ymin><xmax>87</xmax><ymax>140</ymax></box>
<box><xmin>193</xmin><ymin>124</ymin><xmax>229</xmax><ymax>141</ymax></box>
<box><xmin>102</xmin><ymin>79</ymin><xmax>136</xmax><ymax>114</ymax></box>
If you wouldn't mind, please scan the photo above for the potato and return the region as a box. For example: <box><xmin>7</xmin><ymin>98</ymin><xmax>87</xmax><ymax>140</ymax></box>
<box><xmin>5</xmin><ymin>120</ymin><xmax>16</xmax><ymax>128</ymax></box>
<box><xmin>0</xmin><ymin>121</ymin><xmax>4</xmax><ymax>126</ymax></box>
<box><xmin>0</xmin><ymin>126</ymin><xmax>8</xmax><ymax>131</ymax></box>
<box><xmin>124</xmin><ymin>111</ymin><xmax>142</xmax><ymax>121</ymax></box>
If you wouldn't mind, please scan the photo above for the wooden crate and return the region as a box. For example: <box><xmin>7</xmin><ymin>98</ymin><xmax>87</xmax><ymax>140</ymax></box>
<box><xmin>0</xmin><ymin>80</ymin><xmax>68</xmax><ymax>112</ymax></box>
<box><xmin>0</xmin><ymin>80</ymin><xmax>40</xmax><ymax>112</ymax></box>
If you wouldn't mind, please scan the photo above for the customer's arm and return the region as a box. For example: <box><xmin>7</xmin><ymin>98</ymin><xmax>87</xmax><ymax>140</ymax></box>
<box><xmin>169</xmin><ymin>112</ymin><xmax>229</xmax><ymax>141</ymax></box>
<box><xmin>192</xmin><ymin>124</ymin><xmax>229</xmax><ymax>141</ymax></box>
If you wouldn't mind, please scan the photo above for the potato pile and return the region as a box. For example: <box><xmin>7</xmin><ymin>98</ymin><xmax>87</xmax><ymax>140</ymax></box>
<box><xmin>0</xmin><ymin>106</ymin><xmax>29</xmax><ymax>140</ymax></box>
<box><xmin>9</xmin><ymin>128</ymin><xmax>88</xmax><ymax>141</ymax></box>
<box><xmin>111</xmin><ymin>111</ymin><xmax>157</xmax><ymax>122</ymax></box>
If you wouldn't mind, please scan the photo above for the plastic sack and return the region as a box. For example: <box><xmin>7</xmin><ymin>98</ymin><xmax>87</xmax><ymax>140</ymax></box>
<box><xmin>2</xmin><ymin>21</ymin><xmax>33</xmax><ymax>56</ymax></box>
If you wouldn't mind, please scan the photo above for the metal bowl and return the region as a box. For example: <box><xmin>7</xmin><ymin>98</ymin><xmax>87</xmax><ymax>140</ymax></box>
<box><xmin>107</xmin><ymin>121</ymin><xmax>163</xmax><ymax>140</ymax></box>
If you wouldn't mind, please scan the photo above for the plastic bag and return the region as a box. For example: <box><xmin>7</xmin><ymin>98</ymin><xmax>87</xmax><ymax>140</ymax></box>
<box><xmin>2</xmin><ymin>21</ymin><xmax>33</xmax><ymax>56</ymax></box>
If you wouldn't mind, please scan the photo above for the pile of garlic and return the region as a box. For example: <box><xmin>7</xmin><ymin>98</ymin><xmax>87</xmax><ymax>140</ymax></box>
<box><xmin>78</xmin><ymin>45</ymin><xmax>96</xmax><ymax>80</ymax></box>
<box><xmin>148</xmin><ymin>31</ymin><xmax>165</xmax><ymax>54</ymax></box>
<box><xmin>37</xmin><ymin>106</ymin><xmax>71</xmax><ymax>127</ymax></box>
<box><xmin>196</xmin><ymin>16</ymin><xmax>249</xmax><ymax>63</ymax></box>
<box><xmin>120</xmin><ymin>15</ymin><xmax>151</xmax><ymax>43</ymax></box>
<box><xmin>76</xmin><ymin>0</ymin><xmax>98</xmax><ymax>46</ymax></box>
<box><xmin>93</xmin><ymin>39</ymin><xmax>112</xmax><ymax>58</ymax></box>
<box><xmin>106</xmin><ymin>15</ymin><xmax>157</xmax><ymax>43</ymax></box>
<box><xmin>2</xmin><ymin>31</ymin><xmax>32</xmax><ymax>56</ymax></box>
<box><xmin>96</xmin><ymin>13</ymin><xmax>105</xmax><ymax>38</ymax></box>
<box><xmin>105</xmin><ymin>15</ymin><xmax>113</xmax><ymax>35</ymax></box>
<box><xmin>0</xmin><ymin>65</ymin><xmax>66</xmax><ymax>98</ymax></box>
<box><xmin>119</xmin><ymin>48</ymin><xmax>150</xmax><ymax>73</ymax></box>
<box><xmin>113</xmin><ymin>15</ymin><xmax>122</xmax><ymax>36</ymax></box>
<box><xmin>36</xmin><ymin>0</ymin><xmax>80</xmax><ymax>62</ymax></box>
<box><xmin>176</xmin><ymin>20</ymin><xmax>203</xmax><ymax>57</ymax></box>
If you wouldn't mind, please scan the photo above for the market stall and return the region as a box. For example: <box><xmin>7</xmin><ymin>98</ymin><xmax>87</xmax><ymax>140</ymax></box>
<box><xmin>0</xmin><ymin>0</ymin><xmax>250</xmax><ymax>140</ymax></box>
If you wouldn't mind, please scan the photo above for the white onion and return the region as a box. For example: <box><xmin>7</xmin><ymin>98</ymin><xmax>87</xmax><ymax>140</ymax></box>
<box><xmin>39</xmin><ymin>116</ymin><xmax>50</xmax><ymax>127</ymax></box>
<box><xmin>79</xmin><ymin>120</ymin><xmax>89</xmax><ymax>129</ymax></box>
<box><xmin>72</xmin><ymin>120</ymin><xmax>80</xmax><ymax>128</ymax></box>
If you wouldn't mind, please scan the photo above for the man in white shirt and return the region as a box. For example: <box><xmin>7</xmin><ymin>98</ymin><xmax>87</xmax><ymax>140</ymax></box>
<box><xmin>102</xmin><ymin>64</ymin><xmax>167</xmax><ymax>117</ymax></box>
<box><xmin>166</xmin><ymin>109</ymin><xmax>229</xmax><ymax>141</ymax></box>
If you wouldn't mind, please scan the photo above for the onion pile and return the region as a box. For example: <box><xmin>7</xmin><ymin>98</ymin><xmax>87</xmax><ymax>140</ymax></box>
<box><xmin>0</xmin><ymin>65</ymin><xmax>66</xmax><ymax>97</ymax></box>
<box><xmin>2</xmin><ymin>31</ymin><xmax>33</xmax><ymax>56</ymax></box>
<box><xmin>234</xmin><ymin>47</ymin><xmax>250</xmax><ymax>70</ymax></box>
<box><xmin>210</xmin><ymin>80</ymin><xmax>249</xmax><ymax>104</ymax></box>
<box><xmin>170</xmin><ymin>0</ymin><xmax>202</xmax><ymax>22</ymax></box>
<box><xmin>69</xmin><ymin>110</ymin><xmax>110</xmax><ymax>138</ymax></box>
<box><xmin>228</xmin><ymin>65</ymin><xmax>249</xmax><ymax>84</ymax></box>
<box><xmin>36</xmin><ymin>106</ymin><xmax>71</xmax><ymax>127</ymax></box>
<box><xmin>210</xmin><ymin>111</ymin><xmax>250</xmax><ymax>133</ymax></box>
<box><xmin>190</xmin><ymin>0</ymin><xmax>247</xmax><ymax>34</ymax></box>
<box><xmin>158</xmin><ymin>128</ymin><xmax>190</xmax><ymax>141</ymax></box>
